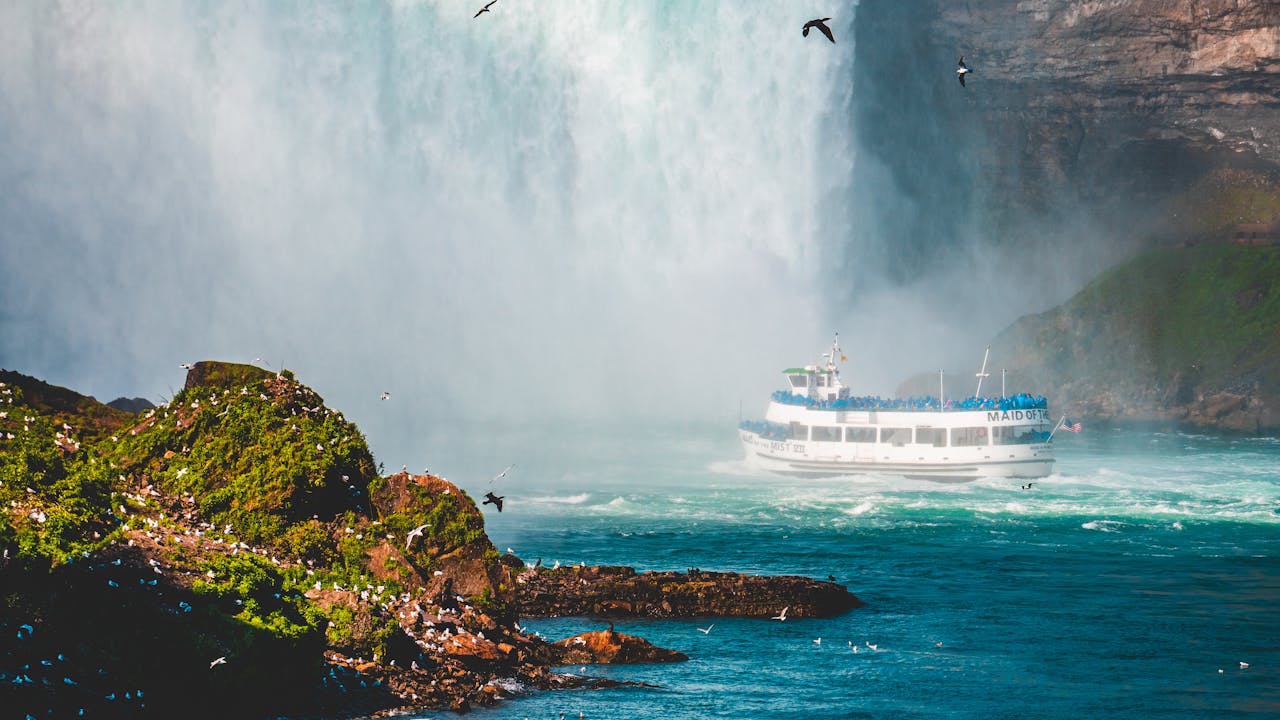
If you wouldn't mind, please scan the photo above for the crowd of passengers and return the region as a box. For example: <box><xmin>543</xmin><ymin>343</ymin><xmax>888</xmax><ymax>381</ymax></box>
<box><xmin>769</xmin><ymin>390</ymin><xmax>1048</xmax><ymax>412</ymax></box>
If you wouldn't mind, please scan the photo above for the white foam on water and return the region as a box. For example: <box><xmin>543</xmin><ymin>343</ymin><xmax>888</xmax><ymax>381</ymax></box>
<box><xmin>527</xmin><ymin>493</ymin><xmax>592</xmax><ymax>505</ymax></box>
<box><xmin>842</xmin><ymin>500</ymin><xmax>877</xmax><ymax>517</ymax></box>
<box><xmin>1081</xmin><ymin>519</ymin><xmax>1126</xmax><ymax>532</ymax></box>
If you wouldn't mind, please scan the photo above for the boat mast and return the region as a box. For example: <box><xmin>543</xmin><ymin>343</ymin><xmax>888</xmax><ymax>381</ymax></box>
<box><xmin>974</xmin><ymin>345</ymin><xmax>991</xmax><ymax>398</ymax></box>
<box><xmin>939</xmin><ymin>369</ymin><xmax>944</xmax><ymax>411</ymax></box>
<box><xmin>827</xmin><ymin>332</ymin><xmax>842</xmax><ymax>373</ymax></box>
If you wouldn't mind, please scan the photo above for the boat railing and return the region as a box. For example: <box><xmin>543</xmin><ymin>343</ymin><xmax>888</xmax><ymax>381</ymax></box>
<box><xmin>769</xmin><ymin>390</ymin><xmax>1048</xmax><ymax>412</ymax></box>
<box><xmin>739</xmin><ymin>419</ymin><xmax>791</xmax><ymax>439</ymax></box>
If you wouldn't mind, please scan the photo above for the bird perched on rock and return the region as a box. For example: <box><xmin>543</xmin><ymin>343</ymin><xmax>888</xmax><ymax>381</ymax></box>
<box><xmin>957</xmin><ymin>56</ymin><xmax>972</xmax><ymax>86</ymax></box>
<box><xmin>803</xmin><ymin>17</ymin><xmax>834</xmax><ymax>43</ymax></box>
<box><xmin>474</xmin><ymin>0</ymin><xmax>496</xmax><ymax>18</ymax></box>
<box><xmin>483</xmin><ymin>491</ymin><xmax>504</xmax><ymax>512</ymax></box>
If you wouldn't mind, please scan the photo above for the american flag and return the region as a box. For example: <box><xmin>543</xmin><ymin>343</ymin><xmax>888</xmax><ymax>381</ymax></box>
<box><xmin>1059</xmin><ymin>419</ymin><xmax>1082</xmax><ymax>433</ymax></box>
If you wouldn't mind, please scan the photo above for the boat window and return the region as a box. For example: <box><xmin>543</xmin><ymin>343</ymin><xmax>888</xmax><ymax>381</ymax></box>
<box><xmin>788</xmin><ymin>375</ymin><xmax>808</xmax><ymax>389</ymax></box>
<box><xmin>951</xmin><ymin>427</ymin><xmax>989</xmax><ymax>446</ymax></box>
<box><xmin>811</xmin><ymin>426</ymin><xmax>840</xmax><ymax>442</ymax></box>
<box><xmin>816</xmin><ymin>375</ymin><xmax>827</xmax><ymax>387</ymax></box>
<box><xmin>993</xmin><ymin>425</ymin><xmax>1050</xmax><ymax>445</ymax></box>
<box><xmin>790</xmin><ymin>423</ymin><xmax>809</xmax><ymax>441</ymax></box>
<box><xmin>880</xmin><ymin>427</ymin><xmax>911</xmax><ymax>446</ymax></box>
<box><xmin>915</xmin><ymin>428</ymin><xmax>946</xmax><ymax>447</ymax></box>
<box><xmin>844</xmin><ymin>427</ymin><xmax>875</xmax><ymax>443</ymax></box>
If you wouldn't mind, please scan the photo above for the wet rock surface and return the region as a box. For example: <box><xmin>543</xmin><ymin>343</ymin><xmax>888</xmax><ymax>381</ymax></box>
<box><xmin>516</xmin><ymin>565</ymin><xmax>864</xmax><ymax>619</ymax></box>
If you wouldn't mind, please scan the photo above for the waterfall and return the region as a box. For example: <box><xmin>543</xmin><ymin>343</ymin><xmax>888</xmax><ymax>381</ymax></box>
<box><xmin>0</xmin><ymin>1</ymin><xmax>859</xmax><ymax>459</ymax></box>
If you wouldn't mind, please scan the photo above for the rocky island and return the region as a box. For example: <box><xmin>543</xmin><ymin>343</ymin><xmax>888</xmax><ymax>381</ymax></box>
<box><xmin>0</xmin><ymin>362</ymin><xmax>860</xmax><ymax>718</ymax></box>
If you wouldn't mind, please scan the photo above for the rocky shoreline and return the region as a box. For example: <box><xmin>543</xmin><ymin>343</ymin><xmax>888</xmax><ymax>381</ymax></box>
<box><xmin>0</xmin><ymin>363</ymin><xmax>865</xmax><ymax>718</ymax></box>
<box><xmin>517</xmin><ymin>564</ymin><xmax>862</xmax><ymax>619</ymax></box>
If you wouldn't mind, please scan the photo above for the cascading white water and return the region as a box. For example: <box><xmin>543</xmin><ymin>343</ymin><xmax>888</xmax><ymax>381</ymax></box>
<box><xmin>0</xmin><ymin>1</ymin><xmax>857</xmax><ymax>462</ymax></box>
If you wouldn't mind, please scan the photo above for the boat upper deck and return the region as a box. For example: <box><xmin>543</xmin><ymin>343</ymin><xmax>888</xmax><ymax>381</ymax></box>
<box><xmin>769</xmin><ymin>390</ymin><xmax>1048</xmax><ymax>413</ymax></box>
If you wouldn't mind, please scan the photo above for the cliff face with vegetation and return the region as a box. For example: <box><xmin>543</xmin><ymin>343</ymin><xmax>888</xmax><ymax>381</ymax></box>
<box><xmin>993</xmin><ymin>241</ymin><xmax>1280</xmax><ymax>432</ymax></box>
<box><xmin>0</xmin><ymin>362</ymin><xmax>529</xmax><ymax>717</ymax></box>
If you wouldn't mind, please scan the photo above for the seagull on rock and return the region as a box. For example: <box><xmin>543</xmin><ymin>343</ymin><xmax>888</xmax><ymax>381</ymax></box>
<box><xmin>803</xmin><ymin>17</ymin><xmax>835</xmax><ymax>43</ymax></box>
<box><xmin>957</xmin><ymin>56</ymin><xmax>972</xmax><ymax>86</ymax></box>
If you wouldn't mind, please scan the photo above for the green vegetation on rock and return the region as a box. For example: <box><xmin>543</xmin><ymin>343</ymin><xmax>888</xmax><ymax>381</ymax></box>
<box><xmin>1</xmin><ymin>361</ymin><xmax>514</xmax><ymax>717</ymax></box>
<box><xmin>994</xmin><ymin>244</ymin><xmax>1280</xmax><ymax>431</ymax></box>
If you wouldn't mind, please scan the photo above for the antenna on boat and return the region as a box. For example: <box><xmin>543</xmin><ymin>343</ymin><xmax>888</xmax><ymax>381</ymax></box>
<box><xmin>1001</xmin><ymin>368</ymin><xmax>1007</xmax><ymax>398</ymax></box>
<box><xmin>974</xmin><ymin>345</ymin><xmax>991</xmax><ymax>398</ymax></box>
<box><xmin>938</xmin><ymin>369</ymin><xmax>945</xmax><ymax>412</ymax></box>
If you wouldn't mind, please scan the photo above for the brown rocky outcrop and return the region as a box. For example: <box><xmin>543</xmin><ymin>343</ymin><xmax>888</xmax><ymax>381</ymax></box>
<box><xmin>516</xmin><ymin>565</ymin><xmax>863</xmax><ymax>619</ymax></box>
<box><xmin>551</xmin><ymin>629</ymin><xmax>688</xmax><ymax>665</ymax></box>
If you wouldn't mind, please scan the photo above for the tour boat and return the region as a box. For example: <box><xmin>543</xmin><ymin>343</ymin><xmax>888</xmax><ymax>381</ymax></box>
<box><xmin>739</xmin><ymin>335</ymin><xmax>1056</xmax><ymax>480</ymax></box>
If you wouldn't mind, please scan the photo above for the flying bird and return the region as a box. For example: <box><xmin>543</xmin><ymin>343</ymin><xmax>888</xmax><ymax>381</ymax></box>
<box><xmin>209</xmin><ymin>656</ymin><xmax>227</xmax><ymax>668</ymax></box>
<box><xmin>957</xmin><ymin>56</ymin><xmax>972</xmax><ymax>86</ymax></box>
<box><xmin>697</xmin><ymin>624</ymin><xmax>714</xmax><ymax>634</ymax></box>
<box><xmin>474</xmin><ymin>0</ymin><xmax>496</xmax><ymax>18</ymax></box>
<box><xmin>483</xmin><ymin>491</ymin><xmax>504</xmax><ymax>512</ymax></box>
<box><xmin>405</xmin><ymin>522</ymin><xmax>430</xmax><ymax>551</ymax></box>
<box><xmin>803</xmin><ymin>17</ymin><xmax>834</xmax><ymax>43</ymax></box>
<box><xmin>771</xmin><ymin>606</ymin><xmax>789</xmax><ymax>621</ymax></box>
<box><xmin>1021</xmin><ymin>482</ymin><xmax>1035</xmax><ymax>490</ymax></box>
<box><xmin>380</xmin><ymin>392</ymin><xmax>390</xmax><ymax>401</ymax></box>
<box><xmin>490</xmin><ymin>463</ymin><xmax>515</xmax><ymax>485</ymax></box>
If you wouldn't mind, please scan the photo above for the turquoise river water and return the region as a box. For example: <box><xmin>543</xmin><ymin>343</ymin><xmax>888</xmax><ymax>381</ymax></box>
<box><xmin>407</xmin><ymin>425</ymin><xmax>1280</xmax><ymax>719</ymax></box>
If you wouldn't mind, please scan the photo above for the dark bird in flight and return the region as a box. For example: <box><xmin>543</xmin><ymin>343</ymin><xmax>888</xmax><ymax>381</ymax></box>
<box><xmin>802</xmin><ymin>18</ymin><xmax>835</xmax><ymax>44</ymax></box>
<box><xmin>483</xmin><ymin>491</ymin><xmax>504</xmax><ymax>512</ymax></box>
<box><xmin>1021</xmin><ymin>482</ymin><xmax>1035</xmax><ymax>490</ymax></box>
<box><xmin>957</xmin><ymin>56</ymin><xmax>972</xmax><ymax>86</ymax></box>
<box><xmin>474</xmin><ymin>0</ymin><xmax>496</xmax><ymax>18</ymax></box>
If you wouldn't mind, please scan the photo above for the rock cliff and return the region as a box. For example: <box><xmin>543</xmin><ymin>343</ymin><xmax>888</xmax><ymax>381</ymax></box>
<box><xmin>992</xmin><ymin>242</ymin><xmax>1280</xmax><ymax>432</ymax></box>
<box><xmin>848</xmin><ymin>1</ymin><xmax>1279</xmax><ymax>282</ymax></box>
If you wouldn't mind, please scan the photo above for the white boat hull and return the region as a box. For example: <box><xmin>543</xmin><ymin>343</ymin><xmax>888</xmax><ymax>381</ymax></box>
<box><xmin>740</xmin><ymin>405</ymin><xmax>1056</xmax><ymax>481</ymax></box>
<box><xmin>741</xmin><ymin>430</ymin><xmax>1053</xmax><ymax>480</ymax></box>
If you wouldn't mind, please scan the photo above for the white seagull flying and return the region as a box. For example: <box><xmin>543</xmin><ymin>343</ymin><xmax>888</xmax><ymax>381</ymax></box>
<box><xmin>957</xmin><ymin>56</ymin><xmax>972</xmax><ymax>86</ymax></box>
<box><xmin>405</xmin><ymin>523</ymin><xmax>430</xmax><ymax>551</ymax></box>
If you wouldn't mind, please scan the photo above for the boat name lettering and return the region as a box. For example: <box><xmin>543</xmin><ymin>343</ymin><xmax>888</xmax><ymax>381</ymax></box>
<box><xmin>986</xmin><ymin>409</ymin><xmax>1050</xmax><ymax>422</ymax></box>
